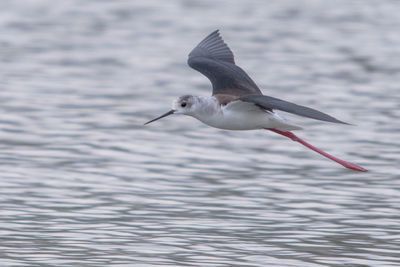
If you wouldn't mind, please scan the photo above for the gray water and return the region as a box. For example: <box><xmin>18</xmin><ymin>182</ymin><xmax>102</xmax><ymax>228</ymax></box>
<box><xmin>1</xmin><ymin>0</ymin><xmax>400</xmax><ymax>266</ymax></box>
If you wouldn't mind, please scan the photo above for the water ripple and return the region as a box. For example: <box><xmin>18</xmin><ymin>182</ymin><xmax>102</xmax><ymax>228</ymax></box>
<box><xmin>1</xmin><ymin>0</ymin><xmax>400</xmax><ymax>266</ymax></box>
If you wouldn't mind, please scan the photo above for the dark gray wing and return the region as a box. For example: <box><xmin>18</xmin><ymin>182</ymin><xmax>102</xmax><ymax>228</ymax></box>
<box><xmin>240</xmin><ymin>95</ymin><xmax>349</xmax><ymax>124</ymax></box>
<box><xmin>188</xmin><ymin>30</ymin><xmax>262</xmax><ymax>97</ymax></box>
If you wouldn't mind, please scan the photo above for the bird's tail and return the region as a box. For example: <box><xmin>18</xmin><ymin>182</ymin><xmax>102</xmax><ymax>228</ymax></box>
<box><xmin>267</xmin><ymin>111</ymin><xmax>303</xmax><ymax>131</ymax></box>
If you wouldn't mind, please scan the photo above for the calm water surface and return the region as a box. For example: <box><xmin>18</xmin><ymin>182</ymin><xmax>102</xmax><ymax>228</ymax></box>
<box><xmin>1</xmin><ymin>0</ymin><xmax>400</xmax><ymax>266</ymax></box>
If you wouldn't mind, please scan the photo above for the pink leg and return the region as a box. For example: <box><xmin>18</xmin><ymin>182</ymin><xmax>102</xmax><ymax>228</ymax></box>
<box><xmin>266</xmin><ymin>128</ymin><xmax>367</xmax><ymax>172</ymax></box>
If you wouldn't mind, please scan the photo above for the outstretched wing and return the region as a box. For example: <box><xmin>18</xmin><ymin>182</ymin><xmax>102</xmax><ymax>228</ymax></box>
<box><xmin>240</xmin><ymin>95</ymin><xmax>349</xmax><ymax>124</ymax></box>
<box><xmin>188</xmin><ymin>30</ymin><xmax>262</xmax><ymax>97</ymax></box>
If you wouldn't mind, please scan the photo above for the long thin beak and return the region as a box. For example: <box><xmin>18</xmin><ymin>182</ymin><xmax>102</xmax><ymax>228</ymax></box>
<box><xmin>144</xmin><ymin>110</ymin><xmax>175</xmax><ymax>125</ymax></box>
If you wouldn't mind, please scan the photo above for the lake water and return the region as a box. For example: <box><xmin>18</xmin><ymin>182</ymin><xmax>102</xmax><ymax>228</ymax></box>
<box><xmin>1</xmin><ymin>0</ymin><xmax>400</xmax><ymax>266</ymax></box>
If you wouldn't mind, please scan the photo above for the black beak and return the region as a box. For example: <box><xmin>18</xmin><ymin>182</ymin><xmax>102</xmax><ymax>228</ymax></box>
<box><xmin>144</xmin><ymin>110</ymin><xmax>175</xmax><ymax>125</ymax></box>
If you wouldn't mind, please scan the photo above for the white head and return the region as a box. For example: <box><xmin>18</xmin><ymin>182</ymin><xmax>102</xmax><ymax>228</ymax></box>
<box><xmin>172</xmin><ymin>95</ymin><xmax>199</xmax><ymax>115</ymax></box>
<box><xmin>144</xmin><ymin>95</ymin><xmax>199</xmax><ymax>125</ymax></box>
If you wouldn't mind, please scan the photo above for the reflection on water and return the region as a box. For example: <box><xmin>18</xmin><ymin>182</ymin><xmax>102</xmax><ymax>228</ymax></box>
<box><xmin>1</xmin><ymin>0</ymin><xmax>400</xmax><ymax>266</ymax></box>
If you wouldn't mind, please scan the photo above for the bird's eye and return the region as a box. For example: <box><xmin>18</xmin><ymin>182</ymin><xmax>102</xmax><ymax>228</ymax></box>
<box><xmin>181</xmin><ymin>102</ymin><xmax>187</xmax><ymax>108</ymax></box>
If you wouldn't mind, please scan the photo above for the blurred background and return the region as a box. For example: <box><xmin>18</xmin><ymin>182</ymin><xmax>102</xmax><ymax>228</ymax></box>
<box><xmin>1</xmin><ymin>0</ymin><xmax>400</xmax><ymax>266</ymax></box>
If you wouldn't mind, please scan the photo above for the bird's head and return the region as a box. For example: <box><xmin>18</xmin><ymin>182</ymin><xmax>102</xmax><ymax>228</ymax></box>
<box><xmin>172</xmin><ymin>95</ymin><xmax>197</xmax><ymax>115</ymax></box>
<box><xmin>144</xmin><ymin>95</ymin><xmax>197</xmax><ymax>125</ymax></box>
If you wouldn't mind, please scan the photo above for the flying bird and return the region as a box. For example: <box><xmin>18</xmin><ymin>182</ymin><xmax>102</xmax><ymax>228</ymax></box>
<box><xmin>145</xmin><ymin>30</ymin><xmax>366</xmax><ymax>172</ymax></box>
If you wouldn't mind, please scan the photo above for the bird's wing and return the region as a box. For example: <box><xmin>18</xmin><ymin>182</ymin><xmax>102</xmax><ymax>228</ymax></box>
<box><xmin>240</xmin><ymin>95</ymin><xmax>349</xmax><ymax>124</ymax></box>
<box><xmin>188</xmin><ymin>30</ymin><xmax>262</xmax><ymax>97</ymax></box>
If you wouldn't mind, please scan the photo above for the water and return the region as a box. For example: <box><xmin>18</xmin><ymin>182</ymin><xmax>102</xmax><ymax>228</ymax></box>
<box><xmin>1</xmin><ymin>0</ymin><xmax>400</xmax><ymax>266</ymax></box>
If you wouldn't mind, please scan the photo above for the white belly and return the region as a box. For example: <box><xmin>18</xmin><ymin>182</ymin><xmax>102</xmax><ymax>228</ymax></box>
<box><xmin>194</xmin><ymin>100</ymin><xmax>302</xmax><ymax>131</ymax></box>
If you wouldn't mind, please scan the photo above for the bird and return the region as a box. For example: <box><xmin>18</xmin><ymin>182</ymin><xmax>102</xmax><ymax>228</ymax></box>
<box><xmin>145</xmin><ymin>30</ymin><xmax>366</xmax><ymax>172</ymax></box>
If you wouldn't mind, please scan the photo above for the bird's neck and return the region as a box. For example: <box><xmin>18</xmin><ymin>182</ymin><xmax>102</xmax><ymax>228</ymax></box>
<box><xmin>190</xmin><ymin>96</ymin><xmax>221</xmax><ymax>120</ymax></box>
